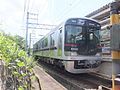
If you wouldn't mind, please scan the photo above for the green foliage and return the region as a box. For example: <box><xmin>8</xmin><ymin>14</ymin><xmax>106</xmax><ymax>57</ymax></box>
<box><xmin>18</xmin><ymin>86</ymin><xmax>24</xmax><ymax>90</ymax></box>
<box><xmin>17</xmin><ymin>61</ymin><xmax>25</xmax><ymax>67</ymax></box>
<box><xmin>0</xmin><ymin>31</ymin><xmax>35</xmax><ymax>89</ymax></box>
<box><xmin>0</xmin><ymin>31</ymin><xmax>26</xmax><ymax>64</ymax></box>
<box><xmin>14</xmin><ymin>35</ymin><xmax>25</xmax><ymax>50</ymax></box>
<box><xmin>0</xmin><ymin>32</ymin><xmax>18</xmax><ymax>64</ymax></box>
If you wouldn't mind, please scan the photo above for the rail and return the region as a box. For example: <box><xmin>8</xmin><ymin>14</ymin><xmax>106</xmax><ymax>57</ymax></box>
<box><xmin>99</xmin><ymin>85</ymin><xmax>111</xmax><ymax>90</ymax></box>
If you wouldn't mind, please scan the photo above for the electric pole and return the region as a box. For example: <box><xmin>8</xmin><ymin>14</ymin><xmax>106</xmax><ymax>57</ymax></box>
<box><xmin>25</xmin><ymin>12</ymin><xmax>29</xmax><ymax>52</ymax></box>
<box><xmin>25</xmin><ymin>12</ymin><xmax>38</xmax><ymax>54</ymax></box>
<box><xmin>110</xmin><ymin>0</ymin><xmax>120</xmax><ymax>90</ymax></box>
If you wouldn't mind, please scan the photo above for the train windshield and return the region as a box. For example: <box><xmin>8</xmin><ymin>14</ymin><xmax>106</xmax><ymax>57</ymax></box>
<box><xmin>65</xmin><ymin>25</ymin><xmax>83</xmax><ymax>44</ymax></box>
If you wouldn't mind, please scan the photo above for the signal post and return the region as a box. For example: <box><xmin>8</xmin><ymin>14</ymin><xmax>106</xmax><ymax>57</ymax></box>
<box><xmin>110</xmin><ymin>0</ymin><xmax>120</xmax><ymax>90</ymax></box>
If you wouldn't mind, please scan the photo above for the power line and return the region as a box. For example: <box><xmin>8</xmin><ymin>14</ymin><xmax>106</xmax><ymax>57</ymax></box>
<box><xmin>28</xmin><ymin>23</ymin><xmax>56</xmax><ymax>26</ymax></box>
<box><xmin>54</xmin><ymin>0</ymin><xmax>82</xmax><ymax>23</ymax></box>
<box><xmin>28</xmin><ymin>27</ymin><xmax>53</xmax><ymax>30</ymax></box>
<box><xmin>23</xmin><ymin>0</ymin><xmax>30</xmax><ymax>21</ymax></box>
<box><xmin>23</xmin><ymin>0</ymin><xmax>27</xmax><ymax>15</ymax></box>
<box><xmin>27</xmin><ymin>0</ymin><xmax>30</xmax><ymax>12</ymax></box>
<box><xmin>22</xmin><ymin>0</ymin><xmax>30</xmax><ymax>37</ymax></box>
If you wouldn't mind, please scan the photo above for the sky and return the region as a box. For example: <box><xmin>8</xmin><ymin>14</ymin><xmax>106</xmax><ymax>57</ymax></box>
<box><xmin>0</xmin><ymin>0</ymin><xmax>113</xmax><ymax>45</ymax></box>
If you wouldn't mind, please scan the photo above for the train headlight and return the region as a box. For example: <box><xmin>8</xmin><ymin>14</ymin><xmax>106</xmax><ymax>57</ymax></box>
<box><xmin>89</xmin><ymin>60</ymin><xmax>96</xmax><ymax>64</ymax></box>
<box><xmin>71</xmin><ymin>52</ymin><xmax>77</xmax><ymax>56</ymax></box>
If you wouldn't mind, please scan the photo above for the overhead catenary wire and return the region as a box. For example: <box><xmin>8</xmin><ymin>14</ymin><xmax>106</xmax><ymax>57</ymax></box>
<box><xmin>21</xmin><ymin>0</ymin><xmax>30</xmax><ymax>38</ymax></box>
<box><xmin>55</xmin><ymin>0</ymin><xmax>81</xmax><ymax>22</ymax></box>
<box><xmin>22</xmin><ymin>0</ymin><xmax>30</xmax><ymax>31</ymax></box>
<box><xmin>22</xmin><ymin>0</ymin><xmax>30</xmax><ymax>22</ymax></box>
<box><xmin>54</xmin><ymin>0</ymin><xmax>82</xmax><ymax>23</ymax></box>
<box><xmin>24</xmin><ymin>0</ymin><xmax>57</xmax><ymax>48</ymax></box>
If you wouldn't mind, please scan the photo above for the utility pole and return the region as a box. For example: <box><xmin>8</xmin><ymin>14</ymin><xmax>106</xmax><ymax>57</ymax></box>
<box><xmin>28</xmin><ymin>33</ymin><xmax>31</xmax><ymax>56</ymax></box>
<box><xmin>25</xmin><ymin>12</ymin><xmax>38</xmax><ymax>54</ymax></box>
<box><xmin>110</xmin><ymin>0</ymin><xmax>120</xmax><ymax>90</ymax></box>
<box><xmin>25</xmin><ymin>12</ymin><xmax>29</xmax><ymax>52</ymax></box>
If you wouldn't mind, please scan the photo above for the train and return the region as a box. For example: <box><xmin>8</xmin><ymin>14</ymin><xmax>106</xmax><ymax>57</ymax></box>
<box><xmin>33</xmin><ymin>18</ymin><xmax>102</xmax><ymax>73</ymax></box>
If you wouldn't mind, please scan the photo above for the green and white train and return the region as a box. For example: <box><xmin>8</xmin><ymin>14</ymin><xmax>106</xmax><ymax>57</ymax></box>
<box><xmin>33</xmin><ymin>18</ymin><xmax>102</xmax><ymax>73</ymax></box>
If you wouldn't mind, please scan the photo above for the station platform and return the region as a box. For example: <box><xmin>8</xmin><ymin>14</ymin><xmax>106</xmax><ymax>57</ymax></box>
<box><xmin>33</xmin><ymin>66</ymin><xmax>67</xmax><ymax>90</ymax></box>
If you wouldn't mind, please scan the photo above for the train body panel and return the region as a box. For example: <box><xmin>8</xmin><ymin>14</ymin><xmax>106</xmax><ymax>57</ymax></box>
<box><xmin>33</xmin><ymin>18</ymin><xmax>102</xmax><ymax>73</ymax></box>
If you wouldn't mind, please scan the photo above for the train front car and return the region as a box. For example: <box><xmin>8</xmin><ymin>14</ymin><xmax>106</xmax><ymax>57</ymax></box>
<box><xmin>63</xmin><ymin>18</ymin><xmax>102</xmax><ymax>73</ymax></box>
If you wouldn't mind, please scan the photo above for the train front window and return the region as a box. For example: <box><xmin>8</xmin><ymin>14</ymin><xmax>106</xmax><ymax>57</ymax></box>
<box><xmin>88</xmin><ymin>27</ymin><xmax>100</xmax><ymax>44</ymax></box>
<box><xmin>65</xmin><ymin>25</ymin><xmax>83</xmax><ymax>44</ymax></box>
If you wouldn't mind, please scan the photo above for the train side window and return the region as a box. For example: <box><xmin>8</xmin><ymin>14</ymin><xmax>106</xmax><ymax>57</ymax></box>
<box><xmin>50</xmin><ymin>33</ymin><xmax>55</xmax><ymax>47</ymax></box>
<box><xmin>58</xmin><ymin>28</ymin><xmax>62</xmax><ymax>49</ymax></box>
<box><xmin>42</xmin><ymin>40</ymin><xmax>44</xmax><ymax>48</ymax></box>
<box><xmin>39</xmin><ymin>42</ymin><xmax>42</xmax><ymax>49</ymax></box>
<box><xmin>44</xmin><ymin>38</ymin><xmax>48</xmax><ymax>47</ymax></box>
<box><xmin>36</xmin><ymin>44</ymin><xmax>38</xmax><ymax>50</ymax></box>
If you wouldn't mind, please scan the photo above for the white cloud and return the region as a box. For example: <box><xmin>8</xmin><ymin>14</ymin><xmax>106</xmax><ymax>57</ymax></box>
<box><xmin>0</xmin><ymin>0</ymin><xmax>24</xmax><ymax>35</ymax></box>
<box><xmin>28</xmin><ymin>0</ymin><xmax>48</xmax><ymax>17</ymax></box>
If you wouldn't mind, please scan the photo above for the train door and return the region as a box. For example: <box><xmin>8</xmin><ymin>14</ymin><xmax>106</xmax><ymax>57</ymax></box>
<box><xmin>57</xmin><ymin>27</ymin><xmax>62</xmax><ymax>57</ymax></box>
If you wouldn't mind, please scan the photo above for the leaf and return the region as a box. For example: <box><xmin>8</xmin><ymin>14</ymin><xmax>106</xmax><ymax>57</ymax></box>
<box><xmin>18</xmin><ymin>86</ymin><xmax>24</xmax><ymax>90</ymax></box>
<box><xmin>17</xmin><ymin>61</ymin><xmax>25</xmax><ymax>67</ymax></box>
<box><xmin>22</xmin><ymin>73</ymin><xmax>27</xmax><ymax>77</ymax></box>
<box><xmin>13</xmin><ymin>71</ymin><xmax>19</xmax><ymax>76</ymax></box>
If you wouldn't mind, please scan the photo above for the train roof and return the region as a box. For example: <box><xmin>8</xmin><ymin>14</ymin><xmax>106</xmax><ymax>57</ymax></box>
<box><xmin>65</xmin><ymin>17</ymin><xmax>100</xmax><ymax>24</ymax></box>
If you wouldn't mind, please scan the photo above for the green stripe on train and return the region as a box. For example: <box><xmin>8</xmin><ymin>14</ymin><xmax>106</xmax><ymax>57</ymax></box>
<box><xmin>50</xmin><ymin>50</ymin><xmax>54</xmax><ymax>57</ymax></box>
<box><xmin>58</xmin><ymin>48</ymin><xmax>62</xmax><ymax>56</ymax></box>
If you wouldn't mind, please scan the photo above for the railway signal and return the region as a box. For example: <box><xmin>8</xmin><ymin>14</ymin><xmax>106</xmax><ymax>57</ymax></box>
<box><xmin>110</xmin><ymin>0</ymin><xmax>120</xmax><ymax>89</ymax></box>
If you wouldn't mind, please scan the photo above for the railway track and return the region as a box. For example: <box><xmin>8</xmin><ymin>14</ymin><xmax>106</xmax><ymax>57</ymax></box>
<box><xmin>37</xmin><ymin>60</ymin><xmax>112</xmax><ymax>90</ymax></box>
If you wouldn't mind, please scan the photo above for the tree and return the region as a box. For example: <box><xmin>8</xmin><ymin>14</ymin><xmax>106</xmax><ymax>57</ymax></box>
<box><xmin>14</xmin><ymin>35</ymin><xmax>25</xmax><ymax>50</ymax></box>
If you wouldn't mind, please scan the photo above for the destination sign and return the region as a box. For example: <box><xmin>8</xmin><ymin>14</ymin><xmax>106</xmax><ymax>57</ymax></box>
<box><xmin>66</xmin><ymin>18</ymin><xmax>85</xmax><ymax>25</ymax></box>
